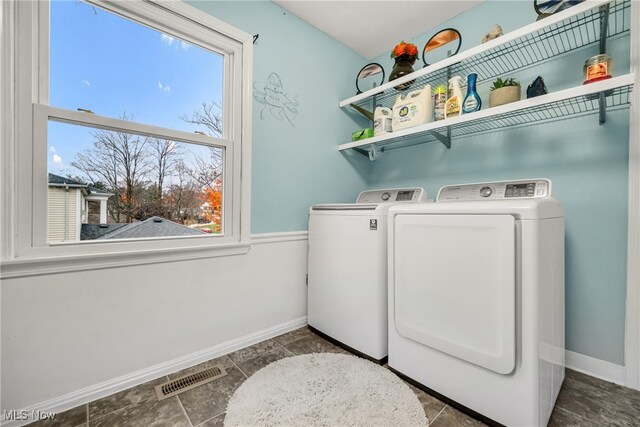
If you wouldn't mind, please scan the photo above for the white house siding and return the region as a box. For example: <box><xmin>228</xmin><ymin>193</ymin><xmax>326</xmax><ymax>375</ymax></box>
<box><xmin>47</xmin><ymin>187</ymin><xmax>79</xmax><ymax>242</ymax></box>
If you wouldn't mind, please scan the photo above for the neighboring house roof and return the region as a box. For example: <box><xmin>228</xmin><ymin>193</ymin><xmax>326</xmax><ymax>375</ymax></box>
<box><xmin>80</xmin><ymin>223</ymin><xmax>128</xmax><ymax>241</ymax></box>
<box><xmin>48</xmin><ymin>173</ymin><xmax>113</xmax><ymax>197</ymax></box>
<box><xmin>48</xmin><ymin>173</ymin><xmax>88</xmax><ymax>188</ymax></box>
<box><xmin>88</xmin><ymin>186</ymin><xmax>112</xmax><ymax>196</ymax></box>
<box><xmin>50</xmin><ymin>174</ymin><xmax>199</xmax><ymax>240</ymax></box>
<box><xmin>90</xmin><ymin>216</ymin><xmax>206</xmax><ymax>240</ymax></box>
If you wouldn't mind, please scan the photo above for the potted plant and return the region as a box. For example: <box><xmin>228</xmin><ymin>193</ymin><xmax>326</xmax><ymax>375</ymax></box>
<box><xmin>489</xmin><ymin>77</ymin><xmax>521</xmax><ymax>107</ymax></box>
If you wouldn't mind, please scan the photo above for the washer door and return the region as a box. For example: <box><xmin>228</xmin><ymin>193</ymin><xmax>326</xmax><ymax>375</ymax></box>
<box><xmin>393</xmin><ymin>214</ymin><xmax>516</xmax><ymax>374</ymax></box>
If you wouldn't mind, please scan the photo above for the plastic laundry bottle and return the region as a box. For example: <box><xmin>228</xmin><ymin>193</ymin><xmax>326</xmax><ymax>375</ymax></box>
<box><xmin>444</xmin><ymin>76</ymin><xmax>465</xmax><ymax>119</ymax></box>
<box><xmin>373</xmin><ymin>106</ymin><xmax>393</xmax><ymax>136</ymax></box>
<box><xmin>462</xmin><ymin>73</ymin><xmax>482</xmax><ymax>114</ymax></box>
<box><xmin>433</xmin><ymin>85</ymin><xmax>447</xmax><ymax>121</ymax></box>
<box><xmin>392</xmin><ymin>85</ymin><xmax>433</xmax><ymax>132</ymax></box>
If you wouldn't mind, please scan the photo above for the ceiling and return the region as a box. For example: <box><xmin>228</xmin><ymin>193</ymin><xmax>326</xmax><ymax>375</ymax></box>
<box><xmin>273</xmin><ymin>1</ymin><xmax>482</xmax><ymax>59</ymax></box>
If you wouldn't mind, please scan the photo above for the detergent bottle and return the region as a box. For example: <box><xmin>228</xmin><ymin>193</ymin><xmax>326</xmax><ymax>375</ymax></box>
<box><xmin>392</xmin><ymin>85</ymin><xmax>434</xmax><ymax>132</ymax></box>
<box><xmin>444</xmin><ymin>76</ymin><xmax>465</xmax><ymax>119</ymax></box>
<box><xmin>433</xmin><ymin>84</ymin><xmax>447</xmax><ymax>121</ymax></box>
<box><xmin>462</xmin><ymin>73</ymin><xmax>482</xmax><ymax>114</ymax></box>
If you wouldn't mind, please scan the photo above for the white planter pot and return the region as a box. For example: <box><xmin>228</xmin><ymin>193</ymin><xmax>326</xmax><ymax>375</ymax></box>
<box><xmin>489</xmin><ymin>85</ymin><xmax>521</xmax><ymax>107</ymax></box>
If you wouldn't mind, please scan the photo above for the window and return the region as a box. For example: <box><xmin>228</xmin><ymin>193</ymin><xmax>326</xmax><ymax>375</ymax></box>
<box><xmin>5</xmin><ymin>0</ymin><xmax>252</xmax><ymax>266</ymax></box>
<box><xmin>46</xmin><ymin>120</ymin><xmax>224</xmax><ymax>243</ymax></box>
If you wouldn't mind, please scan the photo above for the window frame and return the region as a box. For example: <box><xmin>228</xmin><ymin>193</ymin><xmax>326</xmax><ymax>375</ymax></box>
<box><xmin>2</xmin><ymin>0</ymin><xmax>253</xmax><ymax>275</ymax></box>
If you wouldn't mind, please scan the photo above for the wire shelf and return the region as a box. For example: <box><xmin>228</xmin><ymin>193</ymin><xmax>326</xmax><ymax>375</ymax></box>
<box><xmin>339</xmin><ymin>75</ymin><xmax>633</xmax><ymax>159</ymax></box>
<box><xmin>343</xmin><ymin>0</ymin><xmax>630</xmax><ymax>112</ymax></box>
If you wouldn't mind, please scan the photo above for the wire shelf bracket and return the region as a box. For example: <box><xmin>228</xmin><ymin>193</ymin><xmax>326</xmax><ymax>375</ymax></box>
<box><xmin>428</xmin><ymin>129</ymin><xmax>451</xmax><ymax>149</ymax></box>
<box><xmin>598</xmin><ymin>3</ymin><xmax>611</xmax><ymax>125</ymax></box>
<box><xmin>368</xmin><ymin>145</ymin><xmax>384</xmax><ymax>161</ymax></box>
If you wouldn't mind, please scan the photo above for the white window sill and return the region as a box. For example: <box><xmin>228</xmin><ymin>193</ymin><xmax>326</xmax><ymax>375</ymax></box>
<box><xmin>0</xmin><ymin>242</ymin><xmax>251</xmax><ymax>279</ymax></box>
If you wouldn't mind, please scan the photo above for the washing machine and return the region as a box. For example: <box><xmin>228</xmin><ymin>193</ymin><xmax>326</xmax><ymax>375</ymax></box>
<box><xmin>308</xmin><ymin>188</ymin><xmax>427</xmax><ymax>363</ymax></box>
<box><xmin>388</xmin><ymin>179</ymin><xmax>564</xmax><ymax>426</ymax></box>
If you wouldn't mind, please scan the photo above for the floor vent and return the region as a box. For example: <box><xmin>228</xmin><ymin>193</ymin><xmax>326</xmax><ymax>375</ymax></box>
<box><xmin>155</xmin><ymin>366</ymin><xmax>227</xmax><ymax>400</ymax></box>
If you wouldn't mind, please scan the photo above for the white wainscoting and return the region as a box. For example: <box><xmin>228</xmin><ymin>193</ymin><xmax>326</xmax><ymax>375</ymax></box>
<box><xmin>1</xmin><ymin>232</ymin><xmax>309</xmax><ymax>426</ymax></box>
<box><xmin>565</xmin><ymin>350</ymin><xmax>626</xmax><ymax>386</ymax></box>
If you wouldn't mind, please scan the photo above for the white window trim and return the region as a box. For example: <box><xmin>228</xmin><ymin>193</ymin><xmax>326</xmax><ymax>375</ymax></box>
<box><xmin>1</xmin><ymin>0</ymin><xmax>253</xmax><ymax>278</ymax></box>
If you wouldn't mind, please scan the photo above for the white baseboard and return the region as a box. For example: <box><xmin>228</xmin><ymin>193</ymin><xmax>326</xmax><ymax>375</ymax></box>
<box><xmin>565</xmin><ymin>350</ymin><xmax>626</xmax><ymax>386</ymax></box>
<box><xmin>1</xmin><ymin>316</ymin><xmax>308</xmax><ymax>427</ymax></box>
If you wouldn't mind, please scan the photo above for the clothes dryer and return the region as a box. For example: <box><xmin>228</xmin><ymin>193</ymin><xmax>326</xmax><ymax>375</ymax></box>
<box><xmin>388</xmin><ymin>179</ymin><xmax>564</xmax><ymax>426</ymax></box>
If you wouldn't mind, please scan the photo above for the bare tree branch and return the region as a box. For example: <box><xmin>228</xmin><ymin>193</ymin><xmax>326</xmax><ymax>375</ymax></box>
<box><xmin>148</xmin><ymin>138</ymin><xmax>183</xmax><ymax>205</ymax></box>
<box><xmin>188</xmin><ymin>147</ymin><xmax>223</xmax><ymax>191</ymax></box>
<box><xmin>180</xmin><ymin>101</ymin><xmax>223</xmax><ymax>137</ymax></box>
<box><xmin>71</xmin><ymin>116</ymin><xmax>150</xmax><ymax>222</ymax></box>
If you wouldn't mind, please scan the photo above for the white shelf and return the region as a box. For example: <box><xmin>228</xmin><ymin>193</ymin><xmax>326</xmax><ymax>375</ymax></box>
<box><xmin>339</xmin><ymin>74</ymin><xmax>634</xmax><ymax>158</ymax></box>
<box><xmin>340</xmin><ymin>0</ymin><xmax>630</xmax><ymax>112</ymax></box>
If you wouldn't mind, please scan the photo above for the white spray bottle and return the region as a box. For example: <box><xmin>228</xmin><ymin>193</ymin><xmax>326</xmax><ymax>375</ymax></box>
<box><xmin>444</xmin><ymin>76</ymin><xmax>465</xmax><ymax>119</ymax></box>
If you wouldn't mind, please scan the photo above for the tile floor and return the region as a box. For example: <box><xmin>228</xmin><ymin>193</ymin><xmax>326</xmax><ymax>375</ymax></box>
<box><xmin>28</xmin><ymin>327</ymin><xmax>640</xmax><ymax>427</ymax></box>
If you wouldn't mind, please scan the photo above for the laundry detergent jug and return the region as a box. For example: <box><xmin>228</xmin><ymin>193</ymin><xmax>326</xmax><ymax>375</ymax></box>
<box><xmin>392</xmin><ymin>85</ymin><xmax>433</xmax><ymax>132</ymax></box>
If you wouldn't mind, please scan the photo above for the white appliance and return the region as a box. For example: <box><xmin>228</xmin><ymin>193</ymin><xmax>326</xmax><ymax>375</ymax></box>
<box><xmin>388</xmin><ymin>179</ymin><xmax>564</xmax><ymax>426</ymax></box>
<box><xmin>308</xmin><ymin>187</ymin><xmax>427</xmax><ymax>362</ymax></box>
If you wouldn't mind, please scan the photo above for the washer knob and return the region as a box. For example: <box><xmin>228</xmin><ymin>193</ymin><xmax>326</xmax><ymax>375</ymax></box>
<box><xmin>480</xmin><ymin>186</ymin><xmax>493</xmax><ymax>197</ymax></box>
<box><xmin>381</xmin><ymin>192</ymin><xmax>391</xmax><ymax>201</ymax></box>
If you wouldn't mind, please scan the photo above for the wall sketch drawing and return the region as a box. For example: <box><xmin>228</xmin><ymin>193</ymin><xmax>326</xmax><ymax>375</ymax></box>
<box><xmin>253</xmin><ymin>73</ymin><xmax>299</xmax><ymax>126</ymax></box>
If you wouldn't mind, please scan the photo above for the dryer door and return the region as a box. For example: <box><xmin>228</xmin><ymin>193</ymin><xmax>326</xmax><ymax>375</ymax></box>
<box><xmin>393</xmin><ymin>214</ymin><xmax>516</xmax><ymax>374</ymax></box>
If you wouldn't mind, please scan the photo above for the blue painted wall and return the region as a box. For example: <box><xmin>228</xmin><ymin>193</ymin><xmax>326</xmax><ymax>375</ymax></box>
<box><xmin>192</xmin><ymin>1</ymin><xmax>630</xmax><ymax>365</ymax></box>
<box><xmin>363</xmin><ymin>1</ymin><xmax>630</xmax><ymax>365</ymax></box>
<box><xmin>189</xmin><ymin>1</ymin><xmax>371</xmax><ymax>233</ymax></box>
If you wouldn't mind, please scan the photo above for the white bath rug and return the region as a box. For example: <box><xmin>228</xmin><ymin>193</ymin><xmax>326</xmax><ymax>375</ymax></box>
<box><xmin>224</xmin><ymin>353</ymin><xmax>426</xmax><ymax>427</ymax></box>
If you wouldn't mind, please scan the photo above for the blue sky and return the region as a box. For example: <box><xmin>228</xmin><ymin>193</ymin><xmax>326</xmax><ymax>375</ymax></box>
<box><xmin>48</xmin><ymin>0</ymin><xmax>224</xmax><ymax>176</ymax></box>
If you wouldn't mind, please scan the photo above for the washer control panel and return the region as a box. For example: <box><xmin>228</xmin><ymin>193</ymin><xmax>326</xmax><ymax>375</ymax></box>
<box><xmin>357</xmin><ymin>187</ymin><xmax>427</xmax><ymax>203</ymax></box>
<box><xmin>437</xmin><ymin>179</ymin><xmax>551</xmax><ymax>202</ymax></box>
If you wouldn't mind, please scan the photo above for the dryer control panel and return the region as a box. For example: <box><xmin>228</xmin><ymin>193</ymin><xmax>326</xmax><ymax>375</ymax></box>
<box><xmin>437</xmin><ymin>179</ymin><xmax>551</xmax><ymax>202</ymax></box>
<box><xmin>357</xmin><ymin>187</ymin><xmax>427</xmax><ymax>203</ymax></box>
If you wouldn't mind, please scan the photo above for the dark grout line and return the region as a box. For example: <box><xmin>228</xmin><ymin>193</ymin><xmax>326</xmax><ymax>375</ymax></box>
<box><xmin>87</xmin><ymin>392</ymin><xmax>160</xmax><ymax>424</ymax></box>
<box><xmin>175</xmin><ymin>395</ymin><xmax>193</xmax><ymax>427</ymax></box>
<box><xmin>227</xmin><ymin>330</ymin><xmax>310</xmax><ymax>367</ymax></box>
<box><xmin>282</xmin><ymin>346</ymin><xmax>297</xmax><ymax>357</ymax></box>
<box><xmin>428</xmin><ymin>404</ymin><xmax>448</xmax><ymax>426</ymax></box>
<box><xmin>193</xmin><ymin>410</ymin><xmax>226</xmax><ymax>427</ymax></box>
<box><xmin>275</xmin><ymin>328</ymin><xmax>313</xmax><ymax>346</ymax></box>
<box><xmin>226</xmin><ymin>355</ymin><xmax>249</xmax><ymax>379</ymax></box>
<box><xmin>88</xmin><ymin>374</ymin><xmax>171</xmax><ymax>423</ymax></box>
<box><xmin>273</xmin><ymin>338</ymin><xmax>300</xmax><ymax>356</ymax></box>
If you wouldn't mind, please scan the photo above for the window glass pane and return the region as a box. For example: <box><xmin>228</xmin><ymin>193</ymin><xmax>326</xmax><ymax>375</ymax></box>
<box><xmin>47</xmin><ymin>120</ymin><xmax>224</xmax><ymax>243</ymax></box>
<box><xmin>49</xmin><ymin>1</ymin><xmax>224</xmax><ymax>136</ymax></box>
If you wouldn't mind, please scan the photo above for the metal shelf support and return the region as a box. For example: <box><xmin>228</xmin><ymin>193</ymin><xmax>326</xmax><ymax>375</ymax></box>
<box><xmin>351</xmin><ymin>146</ymin><xmax>385</xmax><ymax>161</ymax></box>
<box><xmin>349</xmin><ymin>82</ymin><xmax>379</xmax><ymax>121</ymax></box>
<box><xmin>368</xmin><ymin>145</ymin><xmax>384</xmax><ymax>161</ymax></box>
<box><xmin>429</xmin><ymin>129</ymin><xmax>451</xmax><ymax>149</ymax></box>
<box><xmin>353</xmin><ymin>147</ymin><xmax>369</xmax><ymax>157</ymax></box>
<box><xmin>598</xmin><ymin>3</ymin><xmax>610</xmax><ymax>125</ymax></box>
<box><xmin>349</xmin><ymin>103</ymin><xmax>374</xmax><ymax>121</ymax></box>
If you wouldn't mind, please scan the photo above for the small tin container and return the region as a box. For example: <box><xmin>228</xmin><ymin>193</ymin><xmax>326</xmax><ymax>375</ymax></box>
<box><xmin>583</xmin><ymin>54</ymin><xmax>613</xmax><ymax>84</ymax></box>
